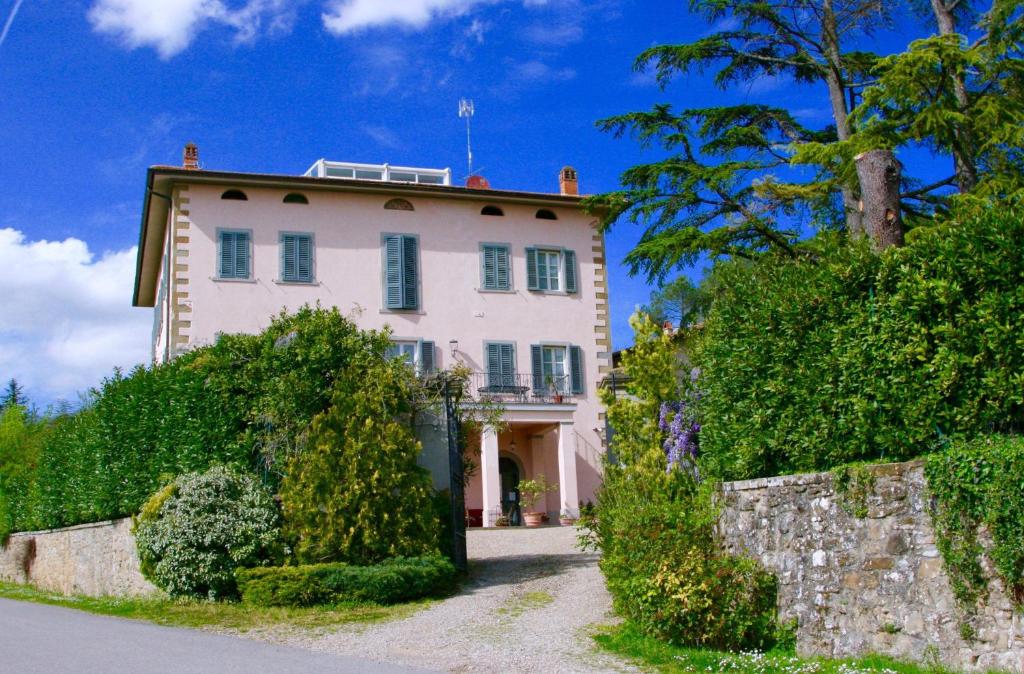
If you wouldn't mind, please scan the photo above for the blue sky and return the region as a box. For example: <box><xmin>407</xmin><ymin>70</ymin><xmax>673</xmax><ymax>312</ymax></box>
<box><xmin>0</xmin><ymin>0</ymin><xmax>943</xmax><ymax>404</ymax></box>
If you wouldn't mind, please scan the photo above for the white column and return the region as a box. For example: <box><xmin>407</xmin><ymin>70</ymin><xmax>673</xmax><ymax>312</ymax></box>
<box><xmin>480</xmin><ymin>427</ymin><xmax>501</xmax><ymax>527</ymax></box>
<box><xmin>556</xmin><ymin>422</ymin><xmax>579</xmax><ymax>518</ymax></box>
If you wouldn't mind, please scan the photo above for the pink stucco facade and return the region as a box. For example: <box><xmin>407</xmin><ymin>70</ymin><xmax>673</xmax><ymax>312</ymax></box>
<box><xmin>136</xmin><ymin>167</ymin><xmax>610</xmax><ymax>524</ymax></box>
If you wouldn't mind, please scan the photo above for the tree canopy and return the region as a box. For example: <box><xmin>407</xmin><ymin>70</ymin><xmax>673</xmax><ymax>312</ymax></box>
<box><xmin>587</xmin><ymin>0</ymin><xmax>1024</xmax><ymax>280</ymax></box>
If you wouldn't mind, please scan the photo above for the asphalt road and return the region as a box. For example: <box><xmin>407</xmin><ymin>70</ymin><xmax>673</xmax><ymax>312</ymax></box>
<box><xmin>0</xmin><ymin>598</ymin><xmax>434</xmax><ymax>674</ymax></box>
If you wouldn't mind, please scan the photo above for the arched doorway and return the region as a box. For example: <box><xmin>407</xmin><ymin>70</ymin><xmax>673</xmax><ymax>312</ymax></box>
<box><xmin>499</xmin><ymin>456</ymin><xmax>521</xmax><ymax>526</ymax></box>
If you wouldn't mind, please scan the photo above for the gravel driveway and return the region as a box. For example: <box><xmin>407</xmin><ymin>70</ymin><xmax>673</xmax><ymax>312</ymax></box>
<box><xmin>278</xmin><ymin>526</ymin><xmax>634</xmax><ymax>673</ymax></box>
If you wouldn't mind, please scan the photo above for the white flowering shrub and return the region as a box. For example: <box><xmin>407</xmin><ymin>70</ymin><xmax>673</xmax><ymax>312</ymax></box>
<box><xmin>134</xmin><ymin>465</ymin><xmax>285</xmax><ymax>600</ymax></box>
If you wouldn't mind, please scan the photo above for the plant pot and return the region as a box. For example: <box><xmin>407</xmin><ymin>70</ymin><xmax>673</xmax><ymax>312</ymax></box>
<box><xmin>523</xmin><ymin>511</ymin><xmax>545</xmax><ymax>527</ymax></box>
<box><xmin>552</xmin><ymin>394</ymin><xmax>564</xmax><ymax>404</ymax></box>
<box><xmin>559</xmin><ymin>517</ymin><xmax>576</xmax><ymax>527</ymax></box>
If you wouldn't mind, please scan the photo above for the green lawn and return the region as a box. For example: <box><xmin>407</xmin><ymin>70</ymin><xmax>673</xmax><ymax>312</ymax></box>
<box><xmin>593</xmin><ymin>622</ymin><xmax>974</xmax><ymax>674</ymax></box>
<box><xmin>0</xmin><ymin>581</ymin><xmax>432</xmax><ymax>633</ymax></box>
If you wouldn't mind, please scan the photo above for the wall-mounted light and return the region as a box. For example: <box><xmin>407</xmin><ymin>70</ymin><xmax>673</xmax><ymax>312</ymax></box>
<box><xmin>509</xmin><ymin>439</ymin><xmax>517</xmax><ymax>452</ymax></box>
<box><xmin>449</xmin><ymin>339</ymin><xmax>459</xmax><ymax>358</ymax></box>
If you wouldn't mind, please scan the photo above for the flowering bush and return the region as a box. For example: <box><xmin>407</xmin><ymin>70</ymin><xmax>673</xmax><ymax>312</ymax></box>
<box><xmin>134</xmin><ymin>465</ymin><xmax>286</xmax><ymax>600</ymax></box>
<box><xmin>584</xmin><ymin>314</ymin><xmax>777</xmax><ymax>651</ymax></box>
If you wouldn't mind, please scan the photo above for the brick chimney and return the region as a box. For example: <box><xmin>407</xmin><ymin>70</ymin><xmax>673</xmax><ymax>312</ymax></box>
<box><xmin>183</xmin><ymin>143</ymin><xmax>199</xmax><ymax>170</ymax></box>
<box><xmin>559</xmin><ymin>166</ymin><xmax>578</xmax><ymax>196</ymax></box>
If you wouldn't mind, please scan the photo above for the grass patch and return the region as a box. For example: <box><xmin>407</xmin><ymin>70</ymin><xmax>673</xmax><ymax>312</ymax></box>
<box><xmin>497</xmin><ymin>590</ymin><xmax>554</xmax><ymax>618</ymax></box>
<box><xmin>593</xmin><ymin>622</ymin><xmax>980</xmax><ymax>674</ymax></box>
<box><xmin>0</xmin><ymin>581</ymin><xmax>432</xmax><ymax>633</ymax></box>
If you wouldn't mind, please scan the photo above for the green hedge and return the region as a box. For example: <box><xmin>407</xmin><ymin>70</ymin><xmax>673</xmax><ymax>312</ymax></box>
<box><xmin>11</xmin><ymin>306</ymin><xmax>390</xmax><ymax>532</ymax></box>
<box><xmin>694</xmin><ymin>202</ymin><xmax>1024</xmax><ymax>481</ymax></box>
<box><xmin>236</xmin><ymin>555</ymin><xmax>457</xmax><ymax>607</ymax></box>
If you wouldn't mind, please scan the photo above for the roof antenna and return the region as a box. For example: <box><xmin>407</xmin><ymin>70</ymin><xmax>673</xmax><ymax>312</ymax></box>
<box><xmin>458</xmin><ymin>98</ymin><xmax>475</xmax><ymax>177</ymax></box>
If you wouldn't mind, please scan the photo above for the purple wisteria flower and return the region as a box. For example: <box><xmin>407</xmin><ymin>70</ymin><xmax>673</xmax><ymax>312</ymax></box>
<box><xmin>659</xmin><ymin>397</ymin><xmax>700</xmax><ymax>478</ymax></box>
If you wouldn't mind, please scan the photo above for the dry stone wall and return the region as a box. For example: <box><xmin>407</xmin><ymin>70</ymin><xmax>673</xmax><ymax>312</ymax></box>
<box><xmin>718</xmin><ymin>461</ymin><xmax>1023</xmax><ymax>673</ymax></box>
<box><xmin>0</xmin><ymin>518</ymin><xmax>156</xmax><ymax>597</ymax></box>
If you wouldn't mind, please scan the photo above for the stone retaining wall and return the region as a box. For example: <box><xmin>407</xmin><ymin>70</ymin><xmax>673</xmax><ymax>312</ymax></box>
<box><xmin>0</xmin><ymin>518</ymin><xmax>156</xmax><ymax>597</ymax></box>
<box><xmin>718</xmin><ymin>461</ymin><xmax>1023</xmax><ymax>673</ymax></box>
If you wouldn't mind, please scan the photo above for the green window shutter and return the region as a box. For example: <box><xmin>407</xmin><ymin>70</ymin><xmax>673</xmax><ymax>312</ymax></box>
<box><xmin>219</xmin><ymin>231</ymin><xmax>249</xmax><ymax>279</ymax></box>
<box><xmin>495</xmin><ymin>246</ymin><xmax>509</xmax><ymax>290</ymax></box>
<box><xmin>482</xmin><ymin>245</ymin><xmax>510</xmax><ymax>291</ymax></box>
<box><xmin>482</xmin><ymin>246</ymin><xmax>497</xmax><ymax>290</ymax></box>
<box><xmin>401</xmin><ymin>235</ymin><xmax>418</xmax><ymax>309</ymax></box>
<box><xmin>486</xmin><ymin>343</ymin><xmax>501</xmax><ymax>388</ymax></box>
<box><xmin>531</xmin><ymin>344</ymin><xmax>543</xmax><ymax>393</ymax></box>
<box><xmin>420</xmin><ymin>341</ymin><xmax>435</xmax><ymax>374</ymax></box>
<box><xmin>280</xmin><ymin>234</ymin><xmax>298</xmax><ymax>281</ymax></box>
<box><xmin>499</xmin><ymin>343</ymin><xmax>514</xmax><ymax>386</ymax></box>
<box><xmin>383</xmin><ymin>235</ymin><xmax>403</xmax><ymax>309</ymax></box>
<box><xmin>296</xmin><ymin>235</ymin><xmax>312</xmax><ymax>282</ymax></box>
<box><xmin>563</xmin><ymin>249</ymin><xmax>577</xmax><ymax>293</ymax></box>
<box><xmin>569</xmin><ymin>345</ymin><xmax>584</xmax><ymax>394</ymax></box>
<box><xmin>235</xmin><ymin>232</ymin><xmax>250</xmax><ymax>278</ymax></box>
<box><xmin>526</xmin><ymin>247</ymin><xmax>539</xmax><ymax>290</ymax></box>
<box><xmin>219</xmin><ymin>231</ymin><xmax>234</xmax><ymax>277</ymax></box>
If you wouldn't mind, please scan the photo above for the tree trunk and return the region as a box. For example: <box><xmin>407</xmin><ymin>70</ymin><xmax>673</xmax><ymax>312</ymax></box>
<box><xmin>929</xmin><ymin>0</ymin><xmax>978</xmax><ymax>193</ymax></box>
<box><xmin>855</xmin><ymin>149</ymin><xmax>904</xmax><ymax>250</ymax></box>
<box><xmin>821</xmin><ymin>0</ymin><xmax>865</xmax><ymax>237</ymax></box>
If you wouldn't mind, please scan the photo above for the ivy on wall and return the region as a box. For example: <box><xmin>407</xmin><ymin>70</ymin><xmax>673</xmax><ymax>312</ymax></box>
<box><xmin>925</xmin><ymin>435</ymin><xmax>1024</xmax><ymax>613</ymax></box>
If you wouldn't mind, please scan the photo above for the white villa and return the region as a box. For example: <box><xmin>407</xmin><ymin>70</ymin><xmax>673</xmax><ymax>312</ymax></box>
<box><xmin>132</xmin><ymin>145</ymin><xmax>611</xmax><ymax>526</ymax></box>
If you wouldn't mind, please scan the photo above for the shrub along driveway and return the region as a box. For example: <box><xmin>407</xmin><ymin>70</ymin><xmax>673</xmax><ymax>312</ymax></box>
<box><xmin>274</xmin><ymin>526</ymin><xmax>634</xmax><ymax>673</ymax></box>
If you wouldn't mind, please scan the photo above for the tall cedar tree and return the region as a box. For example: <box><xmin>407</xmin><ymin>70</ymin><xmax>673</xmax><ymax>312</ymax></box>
<box><xmin>827</xmin><ymin>0</ymin><xmax>1024</xmax><ymax>210</ymax></box>
<box><xmin>585</xmin><ymin>0</ymin><xmax>894</xmax><ymax>280</ymax></box>
<box><xmin>280</xmin><ymin>357</ymin><xmax>439</xmax><ymax>565</ymax></box>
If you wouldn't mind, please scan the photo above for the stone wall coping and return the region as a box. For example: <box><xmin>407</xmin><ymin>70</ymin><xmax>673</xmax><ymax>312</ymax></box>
<box><xmin>718</xmin><ymin>459</ymin><xmax>925</xmax><ymax>493</ymax></box>
<box><xmin>5</xmin><ymin>517</ymin><xmax>130</xmax><ymax>540</ymax></box>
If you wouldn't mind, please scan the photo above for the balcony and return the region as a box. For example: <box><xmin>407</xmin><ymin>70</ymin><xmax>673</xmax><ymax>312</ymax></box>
<box><xmin>466</xmin><ymin>372</ymin><xmax>575</xmax><ymax>405</ymax></box>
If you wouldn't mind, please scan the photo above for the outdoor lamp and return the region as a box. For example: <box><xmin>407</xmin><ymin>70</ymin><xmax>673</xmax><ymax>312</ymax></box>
<box><xmin>449</xmin><ymin>339</ymin><xmax>459</xmax><ymax>357</ymax></box>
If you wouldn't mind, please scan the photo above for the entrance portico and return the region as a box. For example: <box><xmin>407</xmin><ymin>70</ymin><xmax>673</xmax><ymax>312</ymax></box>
<box><xmin>475</xmin><ymin>405</ymin><xmax>579</xmax><ymax>527</ymax></box>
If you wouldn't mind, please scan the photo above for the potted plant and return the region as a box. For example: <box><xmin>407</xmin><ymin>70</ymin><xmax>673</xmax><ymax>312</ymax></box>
<box><xmin>545</xmin><ymin>375</ymin><xmax>564</xmax><ymax>404</ymax></box>
<box><xmin>559</xmin><ymin>509</ymin><xmax>577</xmax><ymax>527</ymax></box>
<box><xmin>517</xmin><ymin>474</ymin><xmax>558</xmax><ymax>527</ymax></box>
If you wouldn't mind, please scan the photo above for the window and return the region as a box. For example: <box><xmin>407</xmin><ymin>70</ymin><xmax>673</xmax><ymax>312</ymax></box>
<box><xmin>530</xmin><ymin>344</ymin><xmax>584</xmax><ymax>395</ymax></box>
<box><xmin>217</xmin><ymin>230</ymin><xmax>250</xmax><ymax>279</ymax></box>
<box><xmin>541</xmin><ymin>345</ymin><xmax>568</xmax><ymax>392</ymax></box>
<box><xmin>485</xmin><ymin>342</ymin><xmax>516</xmax><ymax>390</ymax></box>
<box><xmin>480</xmin><ymin>244</ymin><xmax>511</xmax><ymax>291</ymax></box>
<box><xmin>535</xmin><ymin>209</ymin><xmax>558</xmax><ymax>220</ymax></box>
<box><xmin>384</xmin><ymin>198</ymin><xmax>415</xmax><ymax>211</ymax></box>
<box><xmin>537</xmin><ymin>250</ymin><xmax>561</xmax><ymax>291</ymax></box>
<box><xmin>283</xmin><ymin>193</ymin><xmax>308</xmax><ymax>204</ymax></box>
<box><xmin>221</xmin><ymin>189</ymin><xmax>248</xmax><ymax>200</ymax></box>
<box><xmin>382</xmin><ymin>234</ymin><xmax>419</xmax><ymax>310</ymax></box>
<box><xmin>386</xmin><ymin>341</ymin><xmax>417</xmax><ymax>367</ymax></box>
<box><xmin>526</xmin><ymin>247</ymin><xmax>577</xmax><ymax>293</ymax></box>
<box><xmin>280</xmin><ymin>233</ymin><xmax>313</xmax><ymax>283</ymax></box>
<box><xmin>385</xmin><ymin>339</ymin><xmax>435</xmax><ymax>374</ymax></box>
<box><xmin>481</xmin><ymin>205</ymin><xmax>504</xmax><ymax>216</ymax></box>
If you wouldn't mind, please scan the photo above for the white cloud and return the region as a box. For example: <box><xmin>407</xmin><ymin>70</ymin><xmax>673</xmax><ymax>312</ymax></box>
<box><xmin>322</xmin><ymin>0</ymin><xmax>544</xmax><ymax>34</ymax></box>
<box><xmin>361</xmin><ymin>124</ymin><xmax>402</xmax><ymax>149</ymax></box>
<box><xmin>0</xmin><ymin>229</ymin><xmax>150</xmax><ymax>405</ymax></box>
<box><xmin>509</xmin><ymin>59</ymin><xmax>575</xmax><ymax>83</ymax></box>
<box><xmin>88</xmin><ymin>0</ymin><xmax>296</xmax><ymax>59</ymax></box>
<box><xmin>521</xmin><ymin>20</ymin><xmax>582</xmax><ymax>46</ymax></box>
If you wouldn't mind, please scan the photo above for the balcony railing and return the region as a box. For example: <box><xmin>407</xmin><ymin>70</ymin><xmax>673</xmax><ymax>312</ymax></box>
<box><xmin>465</xmin><ymin>372</ymin><xmax>574</xmax><ymax>405</ymax></box>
